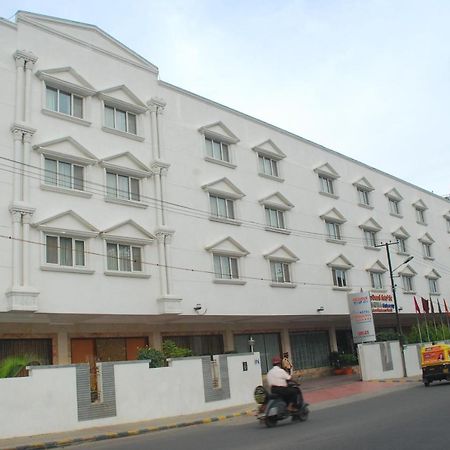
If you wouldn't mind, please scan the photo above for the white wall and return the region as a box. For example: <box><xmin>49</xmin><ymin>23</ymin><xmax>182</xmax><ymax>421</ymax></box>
<box><xmin>0</xmin><ymin>353</ymin><xmax>262</xmax><ymax>439</ymax></box>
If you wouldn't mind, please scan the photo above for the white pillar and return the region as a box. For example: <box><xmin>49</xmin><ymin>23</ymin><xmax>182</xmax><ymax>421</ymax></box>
<box><xmin>22</xmin><ymin>213</ymin><xmax>32</xmax><ymax>287</ymax></box>
<box><xmin>24</xmin><ymin>59</ymin><xmax>36</xmax><ymax>123</ymax></box>
<box><xmin>14</xmin><ymin>55</ymin><xmax>25</xmax><ymax>123</ymax></box>
<box><xmin>281</xmin><ymin>328</ymin><xmax>292</xmax><ymax>356</ymax></box>
<box><xmin>12</xmin><ymin>129</ymin><xmax>23</xmax><ymax>202</ymax></box>
<box><xmin>57</xmin><ymin>331</ymin><xmax>70</xmax><ymax>365</ymax></box>
<box><xmin>329</xmin><ymin>326</ymin><xmax>338</xmax><ymax>352</ymax></box>
<box><xmin>223</xmin><ymin>329</ymin><xmax>235</xmax><ymax>352</ymax></box>
<box><xmin>22</xmin><ymin>132</ymin><xmax>33</xmax><ymax>202</ymax></box>
<box><xmin>10</xmin><ymin>210</ymin><xmax>22</xmax><ymax>287</ymax></box>
<box><xmin>150</xmin><ymin>330</ymin><xmax>162</xmax><ymax>350</ymax></box>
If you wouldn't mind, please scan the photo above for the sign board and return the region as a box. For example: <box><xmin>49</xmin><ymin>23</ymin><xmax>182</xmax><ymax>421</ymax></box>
<box><xmin>348</xmin><ymin>291</ymin><xmax>376</xmax><ymax>343</ymax></box>
<box><xmin>370</xmin><ymin>292</ymin><xmax>394</xmax><ymax>313</ymax></box>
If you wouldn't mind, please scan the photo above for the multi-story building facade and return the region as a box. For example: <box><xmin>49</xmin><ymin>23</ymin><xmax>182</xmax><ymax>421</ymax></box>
<box><xmin>1</xmin><ymin>12</ymin><xmax>449</xmax><ymax>373</ymax></box>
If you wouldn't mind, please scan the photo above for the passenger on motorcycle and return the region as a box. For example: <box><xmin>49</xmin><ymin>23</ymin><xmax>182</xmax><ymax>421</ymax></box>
<box><xmin>266</xmin><ymin>355</ymin><xmax>299</xmax><ymax>412</ymax></box>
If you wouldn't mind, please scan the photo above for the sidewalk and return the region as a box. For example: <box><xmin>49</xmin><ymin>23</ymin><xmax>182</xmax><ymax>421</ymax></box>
<box><xmin>0</xmin><ymin>375</ymin><xmax>421</xmax><ymax>450</ymax></box>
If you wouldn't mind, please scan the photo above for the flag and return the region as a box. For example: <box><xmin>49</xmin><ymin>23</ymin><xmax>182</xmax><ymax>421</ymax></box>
<box><xmin>430</xmin><ymin>298</ymin><xmax>435</xmax><ymax>314</ymax></box>
<box><xmin>421</xmin><ymin>297</ymin><xmax>430</xmax><ymax>313</ymax></box>
<box><xmin>414</xmin><ymin>297</ymin><xmax>421</xmax><ymax>314</ymax></box>
<box><xmin>444</xmin><ymin>299</ymin><xmax>450</xmax><ymax>317</ymax></box>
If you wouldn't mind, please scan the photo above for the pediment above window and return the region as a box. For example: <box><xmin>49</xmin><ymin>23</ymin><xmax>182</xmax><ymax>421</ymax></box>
<box><xmin>198</xmin><ymin>121</ymin><xmax>239</xmax><ymax>144</ymax></box>
<box><xmin>353</xmin><ymin>177</ymin><xmax>374</xmax><ymax>191</ymax></box>
<box><xmin>398</xmin><ymin>264</ymin><xmax>417</xmax><ymax>276</ymax></box>
<box><xmin>252</xmin><ymin>139</ymin><xmax>286</xmax><ymax>160</ymax></box>
<box><xmin>202</xmin><ymin>177</ymin><xmax>245</xmax><ymax>199</ymax></box>
<box><xmin>392</xmin><ymin>226</ymin><xmax>410</xmax><ymax>239</ymax></box>
<box><xmin>320</xmin><ymin>207</ymin><xmax>346</xmax><ymax>224</ymax></box>
<box><xmin>263</xmin><ymin>245</ymin><xmax>299</xmax><ymax>262</ymax></box>
<box><xmin>36</xmin><ymin>67</ymin><xmax>96</xmax><ymax>96</ymax></box>
<box><xmin>327</xmin><ymin>254</ymin><xmax>353</xmax><ymax>269</ymax></box>
<box><xmin>259</xmin><ymin>192</ymin><xmax>294</xmax><ymax>210</ymax></box>
<box><xmin>97</xmin><ymin>85</ymin><xmax>147</xmax><ymax>114</ymax></box>
<box><xmin>100</xmin><ymin>152</ymin><xmax>152</xmax><ymax>178</ymax></box>
<box><xmin>366</xmin><ymin>260</ymin><xmax>387</xmax><ymax>273</ymax></box>
<box><xmin>359</xmin><ymin>218</ymin><xmax>382</xmax><ymax>231</ymax></box>
<box><xmin>412</xmin><ymin>199</ymin><xmax>428</xmax><ymax>210</ymax></box>
<box><xmin>425</xmin><ymin>269</ymin><xmax>440</xmax><ymax>280</ymax></box>
<box><xmin>32</xmin><ymin>210</ymin><xmax>99</xmax><ymax>237</ymax></box>
<box><xmin>205</xmin><ymin>236</ymin><xmax>249</xmax><ymax>257</ymax></box>
<box><xmin>101</xmin><ymin>220</ymin><xmax>155</xmax><ymax>245</ymax></box>
<box><xmin>314</xmin><ymin>163</ymin><xmax>340</xmax><ymax>179</ymax></box>
<box><xmin>385</xmin><ymin>188</ymin><xmax>403</xmax><ymax>201</ymax></box>
<box><xmin>418</xmin><ymin>233</ymin><xmax>434</xmax><ymax>244</ymax></box>
<box><xmin>33</xmin><ymin>136</ymin><xmax>98</xmax><ymax>165</ymax></box>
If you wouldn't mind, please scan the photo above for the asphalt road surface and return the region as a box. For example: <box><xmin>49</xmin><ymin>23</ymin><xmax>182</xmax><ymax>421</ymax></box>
<box><xmin>71</xmin><ymin>382</ymin><xmax>449</xmax><ymax>450</ymax></box>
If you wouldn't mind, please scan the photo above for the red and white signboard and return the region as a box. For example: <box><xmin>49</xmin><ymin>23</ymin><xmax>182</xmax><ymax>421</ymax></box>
<box><xmin>370</xmin><ymin>293</ymin><xmax>395</xmax><ymax>313</ymax></box>
<box><xmin>348</xmin><ymin>291</ymin><xmax>376</xmax><ymax>344</ymax></box>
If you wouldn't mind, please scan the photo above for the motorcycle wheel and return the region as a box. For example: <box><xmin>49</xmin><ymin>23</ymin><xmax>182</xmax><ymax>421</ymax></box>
<box><xmin>298</xmin><ymin>407</ymin><xmax>309</xmax><ymax>422</ymax></box>
<box><xmin>264</xmin><ymin>416</ymin><xmax>278</xmax><ymax>427</ymax></box>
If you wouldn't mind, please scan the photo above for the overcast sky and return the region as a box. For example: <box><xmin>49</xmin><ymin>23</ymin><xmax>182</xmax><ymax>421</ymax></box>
<box><xmin>1</xmin><ymin>0</ymin><xmax>449</xmax><ymax>196</ymax></box>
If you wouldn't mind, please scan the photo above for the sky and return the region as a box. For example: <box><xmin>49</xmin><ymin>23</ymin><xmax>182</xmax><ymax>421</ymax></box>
<box><xmin>1</xmin><ymin>0</ymin><xmax>449</xmax><ymax>196</ymax></box>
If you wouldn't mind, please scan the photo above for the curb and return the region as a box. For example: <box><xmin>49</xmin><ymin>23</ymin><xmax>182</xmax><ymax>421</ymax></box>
<box><xmin>367</xmin><ymin>378</ymin><xmax>421</xmax><ymax>384</ymax></box>
<box><xmin>1</xmin><ymin>410</ymin><xmax>255</xmax><ymax>450</ymax></box>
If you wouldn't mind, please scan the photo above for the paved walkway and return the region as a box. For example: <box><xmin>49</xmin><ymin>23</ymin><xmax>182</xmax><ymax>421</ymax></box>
<box><xmin>0</xmin><ymin>375</ymin><xmax>421</xmax><ymax>450</ymax></box>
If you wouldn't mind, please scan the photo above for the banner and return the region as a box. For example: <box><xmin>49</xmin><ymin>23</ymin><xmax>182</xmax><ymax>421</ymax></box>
<box><xmin>348</xmin><ymin>291</ymin><xmax>376</xmax><ymax>343</ymax></box>
<box><xmin>370</xmin><ymin>292</ymin><xmax>395</xmax><ymax>313</ymax></box>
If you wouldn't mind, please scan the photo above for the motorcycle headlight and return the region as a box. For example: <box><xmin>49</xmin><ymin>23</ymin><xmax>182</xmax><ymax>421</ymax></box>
<box><xmin>254</xmin><ymin>385</ymin><xmax>267</xmax><ymax>404</ymax></box>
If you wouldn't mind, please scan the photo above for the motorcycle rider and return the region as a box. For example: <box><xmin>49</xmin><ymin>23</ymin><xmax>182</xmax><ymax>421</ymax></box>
<box><xmin>266</xmin><ymin>355</ymin><xmax>299</xmax><ymax>412</ymax></box>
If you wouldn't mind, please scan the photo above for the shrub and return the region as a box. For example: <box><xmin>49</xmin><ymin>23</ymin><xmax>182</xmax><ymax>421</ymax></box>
<box><xmin>0</xmin><ymin>355</ymin><xmax>40</xmax><ymax>378</ymax></box>
<box><xmin>162</xmin><ymin>340</ymin><xmax>192</xmax><ymax>358</ymax></box>
<box><xmin>136</xmin><ymin>346</ymin><xmax>165</xmax><ymax>368</ymax></box>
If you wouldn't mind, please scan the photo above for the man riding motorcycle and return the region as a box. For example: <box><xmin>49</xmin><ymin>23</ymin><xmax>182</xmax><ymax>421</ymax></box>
<box><xmin>266</xmin><ymin>355</ymin><xmax>304</xmax><ymax>412</ymax></box>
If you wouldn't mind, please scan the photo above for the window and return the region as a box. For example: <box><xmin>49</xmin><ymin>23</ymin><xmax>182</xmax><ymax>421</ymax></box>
<box><xmin>46</xmin><ymin>235</ymin><xmax>85</xmax><ymax>267</ymax></box>
<box><xmin>270</xmin><ymin>261</ymin><xmax>291</xmax><ymax>283</ymax></box>
<box><xmin>416</xmin><ymin>207</ymin><xmax>426</xmax><ymax>224</ymax></box>
<box><xmin>428</xmin><ymin>278</ymin><xmax>439</xmax><ymax>295</ymax></box>
<box><xmin>209</xmin><ymin>195</ymin><xmax>235</xmax><ymax>220</ymax></box>
<box><xmin>265</xmin><ymin>207</ymin><xmax>285</xmax><ymax>229</ymax></box>
<box><xmin>258</xmin><ymin>155</ymin><xmax>279</xmax><ymax>178</ymax></box>
<box><xmin>422</xmin><ymin>242</ymin><xmax>432</xmax><ymax>258</ymax></box>
<box><xmin>44</xmin><ymin>157</ymin><xmax>84</xmax><ymax>191</ymax></box>
<box><xmin>104</xmin><ymin>105</ymin><xmax>137</xmax><ymax>134</ymax></box>
<box><xmin>402</xmin><ymin>275</ymin><xmax>414</xmax><ymax>293</ymax></box>
<box><xmin>46</xmin><ymin>86</ymin><xmax>83</xmax><ymax>118</ymax></box>
<box><xmin>213</xmin><ymin>254</ymin><xmax>239</xmax><ymax>280</ymax></box>
<box><xmin>397</xmin><ymin>238</ymin><xmax>407</xmax><ymax>254</ymax></box>
<box><xmin>364</xmin><ymin>230</ymin><xmax>377</xmax><ymax>247</ymax></box>
<box><xmin>326</xmin><ymin>221</ymin><xmax>341</xmax><ymax>240</ymax></box>
<box><xmin>370</xmin><ymin>272</ymin><xmax>384</xmax><ymax>290</ymax></box>
<box><xmin>332</xmin><ymin>268</ymin><xmax>348</xmax><ymax>288</ymax></box>
<box><xmin>389</xmin><ymin>198</ymin><xmax>401</xmax><ymax>215</ymax></box>
<box><xmin>357</xmin><ymin>188</ymin><xmax>370</xmax><ymax>206</ymax></box>
<box><xmin>106</xmin><ymin>172</ymin><xmax>140</xmax><ymax>201</ymax></box>
<box><xmin>106</xmin><ymin>243</ymin><xmax>142</xmax><ymax>272</ymax></box>
<box><xmin>446</xmin><ymin>218</ymin><xmax>450</xmax><ymax>233</ymax></box>
<box><xmin>205</xmin><ymin>137</ymin><xmax>230</xmax><ymax>163</ymax></box>
<box><xmin>319</xmin><ymin>175</ymin><xmax>334</xmax><ymax>195</ymax></box>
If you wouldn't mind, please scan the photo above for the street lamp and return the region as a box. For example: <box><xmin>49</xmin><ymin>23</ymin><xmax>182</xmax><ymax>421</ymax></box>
<box><xmin>375</xmin><ymin>242</ymin><xmax>414</xmax><ymax>377</ymax></box>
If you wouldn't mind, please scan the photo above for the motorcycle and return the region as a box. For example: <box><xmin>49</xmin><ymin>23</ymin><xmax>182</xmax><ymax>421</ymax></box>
<box><xmin>254</xmin><ymin>381</ymin><xmax>309</xmax><ymax>428</ymax></box>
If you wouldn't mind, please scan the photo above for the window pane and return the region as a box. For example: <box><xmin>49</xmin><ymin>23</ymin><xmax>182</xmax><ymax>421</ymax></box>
<box><xmin>221</xmin><ymin>143</ymin><xmax>229</xmax><ymax>162</ymax></box>
<box><xmin>283</xmin><ymin>263</ymin><xmax>291</xmax><ymax>282</ymax></box>
<box><xmin>106</xmin><ymin>172</ymin><xmax>117</xmax><ymax>198</ymax></box>
<box><xmin>119</xmin><ymin>244</ymin><xmax>132</xmax><ymax>271</ymax></box>
<box><xmin>130</xmin><ymin>178</ymin><xmax>140</xmax><ymax>201</ymax></box>
<box><xmin>263</xmin><ymin>158</ymin><xmax>272</xmax><ymax>175</ymax></box>
<box><xmin>46</xmin><ymin>236</ymin><xmax>58</xmax><ymax>264</ymax></box>
<box><xmin>73</xmin><ymin>165</ymin><xmax>84</xmax><ymax>191</ymax></box>
<box><xmin>210</xmin><ymin>195</ymin><xmax>218</xmax><ymax>216</ymax></box>
<box><xmin>258</xmin><ymin>155</ymin><xmax>265</xmax><ymax>173</ymax></box>
<box><xmin>58</xmin><ymin>161</ymin><xmax>72</xmax><ymax>188</ymax></box>
<box><xmin>271</xmin><ymin>160</ymin><xmax>279</xmax><ymax>177</ymax></box>
<box><xmin>60</xmin><ymin>237</ymin><xmax>73</xmax><ymax>266</ymax></box>
<box><xmin>44</xmin><ymin>158</ymin><xmax>57</xmax><ymax>186</ymax></box>
<box><xmin>127</xmin><ymin>113</ymin><xmax>137</xmax><ymax>134</ymax></box>
<box><xmin>205</xmin><ymin>138</ymin><xmax>213</xmax><ymax>157</ymax></box>
<box><xmin>74</xmin><ymin>240</ymin><xmax>85</xmax><ymax>266</ymax></box>
<box><xmin>132</xmin><ymin>247</ymin><xmax>142</xmax><ymax>272</ymax></box>
<box><xmin>226</xmin><ymin>199</ymin><xmax>235</xmax><ymax>219</ymax></box>
<box><xmin>46</xmin><ymin>87</ymin><xmax>58</xmax><ymax>111</ymax></box>
<box><xmin>59</xmin><ymin>91</ymin><xmax>71</xmax><ymax>115</ymax></box>
<box><xmin>107</xmin><ymin>243</ymin><xmax>118</xmax><ymax>270</ymax></box>
<box><xmin>116</xmin><ymin>109</ymin><xmax>127</xmax><ymax>131</ymax></box>
<box><xmin>105</xmin><ymin>106</ymin><xmax>115</xmax><ymax>128</ymax></box>
<box><xmin>222</xmin><ymin>256</ymin><xmax>231</xmax><ymax>279</ymax></box>
<box><xmin>230</xmin><ymin>257</ymin><xmax>239</xmax><ymax>279</ymax></box>
<box><xmin>217</xmin><ymin>197</ymin><xmax>227</xmax><ymax>218</ymax></box>
<box><xmin>73</xmin><ymin>96</ymin><xmax>83</xmax><ymax>118</ymax></box>
<box><xmin>118</xmin><ymin>175</ymin><xmax>130</xmax><ymax>200</ymax></box>
<box><xmin>213</xmin><ymin>255</ymin><xmax>222</xmax><ymax>278</ymax></box>
<box><xmin>212</xmin><ymin>141</ymin><xmax>221</xmax><ymax>160</ymax></box>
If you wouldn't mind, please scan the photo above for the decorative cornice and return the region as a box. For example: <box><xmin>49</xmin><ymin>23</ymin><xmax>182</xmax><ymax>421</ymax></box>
<box><xmin>14</xmin><ymin>49</ymin><xmax>38</xmax><ymax>64</ymax></box>
<box><xmin>11</xmin><ymin>122</ymin><xmax>36</xmax><ymax>136</ymax></box>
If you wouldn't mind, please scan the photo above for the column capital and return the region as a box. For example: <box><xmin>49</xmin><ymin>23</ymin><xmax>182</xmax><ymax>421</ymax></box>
<box><xmin>10</xmin><ymin>122</ymin><xmax>36</xmax><ymax>139</ymax></box>
<box><xmin>9</xmin><ymin>202</ymin><xmax>36</xmax><ymax>217</ymax></box>
<box><xmin>14</xmin><ymin>50</ymin><xmax>38</xmax><ymax>66</ymax></box>
<box><xmin>147</xmin><ymin>97</ymin><xmax>166</xmax><ymax>114</ymax></box>
<box><xmin>151</xmin><ymin>160</ymin><xmax>171</xmax><ymax>176</ymax></box>
<box><xmin>155</xmin><ymin>227</ymin><xmax>176</xmax><ymax>243</ymax></box>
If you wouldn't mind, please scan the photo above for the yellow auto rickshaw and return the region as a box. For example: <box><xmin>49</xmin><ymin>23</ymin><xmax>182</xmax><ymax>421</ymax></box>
<box><xmin>421</xmin><ymin>343</ymin><xmax>450</xmax><ymax>387</ymax></box>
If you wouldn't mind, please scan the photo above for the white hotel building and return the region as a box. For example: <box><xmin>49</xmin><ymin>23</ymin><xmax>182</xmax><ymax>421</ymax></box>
<box><xmin>0</xmin><ymin>11</ymin><xmax>449</xmax><ymax>373</ymax></box>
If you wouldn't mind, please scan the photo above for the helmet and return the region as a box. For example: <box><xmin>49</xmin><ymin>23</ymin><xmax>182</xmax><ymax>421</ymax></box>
<box><xmin>272</xmin><ymin>355</ymin><xmax>282</xmax><ymax>365</ymax></box>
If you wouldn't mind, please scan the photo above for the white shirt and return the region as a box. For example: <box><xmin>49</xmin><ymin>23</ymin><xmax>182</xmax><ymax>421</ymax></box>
<box><xmin>266</xmin><ymin>365</ymin><xmax>291</xmax><ymax>388</ymax></box>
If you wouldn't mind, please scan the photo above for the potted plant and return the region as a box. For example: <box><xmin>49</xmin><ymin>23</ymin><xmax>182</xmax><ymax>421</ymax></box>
<box><xmin>330</xmin><ymin>351</ymin><xmax>345</xmax><ymax>375</ymax></box>
<box><xmin>330</xmin><ymin>351</ymin><xmax>358</xmax><ymax>375</ymax></box>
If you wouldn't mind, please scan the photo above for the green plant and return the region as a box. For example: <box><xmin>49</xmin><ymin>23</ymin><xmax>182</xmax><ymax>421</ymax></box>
<box><xmin>340</xmin><ymin>353</ymin><xmax>358</xmax><ymax>366</ymax></box>
<box><xmin>376</xmin><ymin>330</ymin><xmax>399</xmax><ymax>342</ymax></box>
<box><xmin>136</xmin><ymin>346</ymin><xmax>165</xmax><ymax>368</ymax></box>
<box><xmin>329</xmin><ymin>351</ymin><xmax>343</xmax><ymax>369</ymax></box>
<box><xmin>407</xmin><ymin>323</ymin><xmax>450</xmax><ymax>344</ymax></box>
<box><xmin>162</xmin><ymin>340</ymin><xmax>192</xmax><ymax>358</ymax></box>
<box><xmin>0</xmin><ymin>355</ymin><xmax>40</xmax><ymax>378</ymax></box>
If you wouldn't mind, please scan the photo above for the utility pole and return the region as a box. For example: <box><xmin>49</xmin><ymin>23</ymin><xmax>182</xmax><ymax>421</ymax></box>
<box><xmin>375</xmin><ymin>241</ymin><xmax>409</xmax><ymax>377</ymax></box>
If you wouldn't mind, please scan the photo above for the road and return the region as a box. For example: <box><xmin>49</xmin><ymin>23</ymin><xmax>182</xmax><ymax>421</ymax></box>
<box><xmin>71</xmin><ymin>382</ymin><xmax>448</xmax><ymax>450</ymax></box>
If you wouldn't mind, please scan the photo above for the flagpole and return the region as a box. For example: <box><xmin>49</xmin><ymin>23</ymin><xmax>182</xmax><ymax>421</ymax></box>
<box><xmin>421</xmin><ymin>297</ymin><xmax>431</xmax><ymax>342</ymax></box>
<box><xmin>430</xmin><ymin>297</ymin><xmax>438</xmax><ymax>338</ymax></box>
<box><xmin>444</xmin><ymin>299</ymin><xmax>450</xmax><ymax>336</ymax></box>
<box><xmin>413</xmin><ymin>297</ymin><xmax>423</xmax><ymax>343</ymax></box>
<box><xmin>437</xmin><ymin>299</ymin><xmax>446</xmax><ymax>340</ymax></box>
